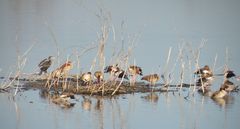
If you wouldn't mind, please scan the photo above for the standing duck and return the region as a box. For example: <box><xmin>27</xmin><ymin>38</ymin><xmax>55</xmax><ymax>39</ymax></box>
<box><xmin>48</xmin><ymin>61</ymin><xmax>73</xmax><ymax>91</ymax></box>
<box><xmin>128</xmin><ymin>65</ymin><xmax>143</xmax><ymax>85</ymax></box>
<box><xmin>141</xmin><ymin>74</ymin><xmax>160</xmax><ymax>86</ymax></box>
<box><xmin>51</xmin><ymin>61</ymin><xmax>73</xmax><ymax>78</ymax></box>
<box><xmin>38</xmin><ymin>56</ymin><xmax>54</xmax><ymax>75</ymax></box>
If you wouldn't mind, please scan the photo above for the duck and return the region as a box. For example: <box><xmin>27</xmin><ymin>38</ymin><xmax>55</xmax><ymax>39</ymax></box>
<box><xmin>128</xmin><ymin>65</ymin><xmax>143</xmax><ymax>85</ymax></box>
<box><xmin>104</xmin><ymin>64</ymin><xmax>120</xmax><ymax>74</ymax></box>
<box><xmin>38</xmin><ymin>56</ymin><xmax>54</xmax><ymax>75</ymax></box>
<box><xmin>128</xmin><ymin>65</ymin><xmax>143</xmax><ymax>76</ymax></box>
<box><xmin>104</xmin><ymin>64</ymin><xmax>121</xmax><ymax>80</ymax></box>
<box><xmin>115</xmin><ymin>70</ymin><xmax>129</xmax><ymax>80</ymax></box>
<box><xmin>94</xmin><ymin>71</ymin><xmax>103</xmax><ymax>83</ymax></box>
<box><xmin>46</xmin><ymin>61</ymin><xmax>73</xmax><ymax>91</ymax></box>
<box><xmin>141</xmin><ymin>74</ymin><xmax>160</xmax><ymax>86</ymax></box>
<box><xmin>51</xmin><ymin>61</ymin><xmax>73</xmax><ymax>78</ymax></box>
<box><xmin>196</xmin><ymin>76</ymin><xmax>214</xmax><ymax>87</ymax></box>
<box><xmin>224</xmin><ymin>70</ymin><xmax>236</xmax><ymax>79</ymax></box>
<box><xmin>81</xmin><ymin>72</ymin><xmax>92</xmax><ymax>85</ymax></box>
<box><xmin>194</xmin><ymin>65</ymin><xmax>213</xmax><ymax>78</ymax></box>
<box><xmin>221</xmin><ymin>80</ymin><xmax>237</xmax><ymax>92</ymax></box>
<box><xmin>211</xmin><ymin>87</ymin><xmax>228</xmax><ymax>99</ymax></box>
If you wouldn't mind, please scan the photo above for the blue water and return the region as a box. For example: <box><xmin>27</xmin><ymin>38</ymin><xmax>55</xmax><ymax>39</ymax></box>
<box><xmin>0</xmin><ymin>0</ymin><xmax>240</xmax><ymax>129</ymax></box>
<box><xmin>0</xmin><ymin>88</ymin><xmax>240</xmax><ymax>129</ymax></box>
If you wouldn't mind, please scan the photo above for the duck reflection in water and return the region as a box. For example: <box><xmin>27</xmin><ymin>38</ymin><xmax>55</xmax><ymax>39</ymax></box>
<box><xmin>95</xmin><ymin>98</ymin><xmax>103</xmax><ymax>111</ymax></box>
<box><xmin>39</xmin><ymin>90</ymin><xmax>75</xmax><ymax>109</ymax></box>
<box><xmin>198</xmin><ymin>86</ymin><xmax>212</xmax><ymax>97</ymax></box>
<box><xmin>82</xmin><ymin>96</ymin><xmax>92</xmax><ymax>111</ymax></box>
<box><xmin>212</xmin><ymin>95</ymin><xmax>235</xmax><ymax>108</ymax></box>
<box><xmin>142</xmin><ymin>92</ymin><xmax>159</xmax><ymax>104</ymax></box>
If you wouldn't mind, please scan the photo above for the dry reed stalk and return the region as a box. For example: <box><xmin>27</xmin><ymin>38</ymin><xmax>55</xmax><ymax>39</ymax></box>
<box><xmin>186</xmin><ymin>42</ymin><xmax>205</xmax><ymax>94</ymax></box>
<box><xmin>179</xmin><ymin>62</ymin><xmax>185</xmax><ymax>90</ymax></box>
<box><xmin>176</xmin><ymin>43</ymin><xmax>185</xmax><ymax>92</ymax></box>
<box><xmin>212</xmin><ymin>54</ymin><xmax>218</xmax><ymax>73</ymax></box>
<box><xmin>74</xmin><ymin>50</ymin><xmax>80</xmax><ymax>90</ymax></box>
<box><xmin>62</xmin><ymin>56</ymin><xmax>70</xmax><ymax>92</ymax></box>
<box><xmin>195</xmin><ymin>41</ymin><xmax>206</xmax><ymax>93</ymax></box>
<box><xmin>0</xmin><ymin>71</ymin><xmax>13</xmax><ymax>90</ymax></box>
<box><xmin>111</xmin><ymin>58</ymin><xmax>129</xmax><ymax>96</ymax></box>
<box><xmin>45</xmin><ymin>21</ymin><xmax>60</xmax><ymax>67</ymax></box>
<box><xmin>225</xmin><ymin>47</ymin><xmax>229</xmax><ymax>68</ymax></box>
<box><xmin>1</xmin><ymin>40</ymin><xmax>35</xmax><ymax>94</ymax></box>
<box><xmin>187</xmin><ymin>57</ymin><xmax>193</xmax><ymax>94</ymax></box>
<box><xmin>162</xmin><ymin>47</ymin><xmax>172</xmax><ymax>90</ymax></box>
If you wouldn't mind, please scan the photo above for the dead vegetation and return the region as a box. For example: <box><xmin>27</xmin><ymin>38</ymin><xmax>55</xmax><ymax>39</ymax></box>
<box><xmin>0</xmin><ymin>7</ymin><xmax>239</xmax><ymax>101</ymax></box>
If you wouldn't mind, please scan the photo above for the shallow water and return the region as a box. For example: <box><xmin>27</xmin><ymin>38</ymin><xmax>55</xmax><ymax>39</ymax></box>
<box><xmin>0</xmin><ymin>86</ymin><xmax>240</xmax><ymax>129</ymax></box>
<box><xmin>1</xmin><ymin>0</ymin><xmax>240</xmax><ymax>129</ymax></box>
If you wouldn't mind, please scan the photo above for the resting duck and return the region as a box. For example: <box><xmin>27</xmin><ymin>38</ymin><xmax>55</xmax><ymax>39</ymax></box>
<box><xmin>94</xmin><ymin>71</ymin><xmax>104</xmax><ymax>83</ymax></box>
<box><xmin>81</xmin><ymin>72</ymin><xmax>92</xmax><ymax>85</ymax></box>
<box><xmin>104</xmin><ymin>64</ymin><xmax>120</xmax><ymax>74</ymax></box>
<box><xmin>194</xmin><ymin>65</ymin><xmax>213</xmax><ymax>79</ymax></box>
<box><xmin>115</xmin><ymin>70</ymin><xmax>129</xmax><ymax>80</ymax></box>
<box><xmin>104</xmin><ymin>64</ymin><xmax>121</xmax><ymax>80</ymax></box>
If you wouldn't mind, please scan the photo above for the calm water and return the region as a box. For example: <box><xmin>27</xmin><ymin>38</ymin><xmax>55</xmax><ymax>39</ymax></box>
<box><xmin>1</xmin><ymin>0</ymin><xmax>240</xmax><ymax>129</ymax></box>
<box><xmin>0</xmin><ymin>87</ymin><xmax>240</xmax><ymax>129</ymax></box>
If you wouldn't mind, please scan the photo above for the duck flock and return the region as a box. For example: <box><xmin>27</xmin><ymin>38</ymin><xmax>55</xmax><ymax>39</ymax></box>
<box><xmin>38</xmin><ymin>56</ymin><xmax>239</xmax><ymax>100</ymax></box>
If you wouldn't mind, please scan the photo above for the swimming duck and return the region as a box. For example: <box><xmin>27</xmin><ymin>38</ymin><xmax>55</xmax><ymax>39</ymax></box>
<box><xmin>211</xmin><ymin>87</ymin><xmax>228</xmax><ymax>99</ymax></box>
<box><xmin>221</xmin><ymin>80</ymin><xmax>237</xmax><ymax>92</ymax></box>
<box><xmin>224</xmin><ymin>70</ymin><xmax>236</xmax><ymax>79</ymax></box>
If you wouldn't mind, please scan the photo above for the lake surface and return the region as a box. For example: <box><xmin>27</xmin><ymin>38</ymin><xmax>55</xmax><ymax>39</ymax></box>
<box><xmin>1</xmin><ymin>0</ymin><xmax>240</xmax><ymax>129</ymax></box>
<box><xmin>0</xmin><ymin>85</ymin><xmax>240</xmax><ymax>129</ymax></box>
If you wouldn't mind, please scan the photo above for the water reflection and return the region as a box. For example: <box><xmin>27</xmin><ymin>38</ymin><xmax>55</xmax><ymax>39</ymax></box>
<box><xmin>141</xmin><ymin>92</ymin><xmax>159</xmax><ymax>104</ymax></box>
<box><xmin>196</xmin><ymin>78</ymin><xmax>238</xmax><ymax>109</ymax></box>
<box><xmin>212</xmin><ymin>95</ymin><xmax>235</xmax><ymax>108</ymax></box>
<box><xmin>82</xmin><ymin>96</ymin><xmax>92</xmax><ymax>111</ymax></box>
<box><xmin>39</xmin><ymin>90</ymin><xmax>75</xmax><ymax>109</ymax></box>
<box><xmin>1</xmin><ymin>88</ymin><xmax>240</xmax><ymax>129</ymax></box>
